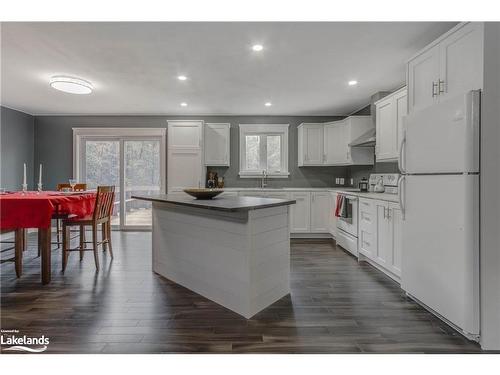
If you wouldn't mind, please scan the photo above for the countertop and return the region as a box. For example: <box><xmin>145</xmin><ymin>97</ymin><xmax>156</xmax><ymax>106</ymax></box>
<box><xmin>220</xmin><ymin>187</ymin><xmax>398</xmax><ymax>202</ymax></box>
<box><xmin>221</xmin><ymin>187</ymin><xmax>360</xmax><ymax>192</ymax></box>
<box><xmin>132</xmin><ymin>194</ymin><xmax>296</xmax><ymax>212</ymax></box>
<box><xmin>334</xmin><ymin>190</ymin><xmax>399</xmax><ymax>203</ymax></box>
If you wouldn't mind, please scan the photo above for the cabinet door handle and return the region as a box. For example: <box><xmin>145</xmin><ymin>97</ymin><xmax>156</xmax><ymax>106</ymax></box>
<box><xmin>438</xmin><ymin>79</ymin><xmax>445</xmax><ymax>94</ymax></box>
<box><xmin>432</xmin><ymin>81</ymin><xmax>438</xmax><ymax>97</ymax></box>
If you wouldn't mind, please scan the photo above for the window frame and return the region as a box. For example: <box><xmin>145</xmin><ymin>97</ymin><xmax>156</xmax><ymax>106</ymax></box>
<box><xmin>238</xmin><ymin>124</ymin><xmax>290</xmax><ymax>178</ymax></box>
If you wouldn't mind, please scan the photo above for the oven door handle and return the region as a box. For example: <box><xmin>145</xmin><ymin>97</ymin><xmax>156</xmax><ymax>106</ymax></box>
<box><xmin>342</xmin><ymin>196</ymin><xmax>358</xmax><ymax>201</ymax></box>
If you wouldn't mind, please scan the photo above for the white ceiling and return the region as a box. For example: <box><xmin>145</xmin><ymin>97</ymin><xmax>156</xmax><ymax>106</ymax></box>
<box><xmin>1</xmin><ymin>22</ymin><xmax>456</xmax><ymax>116</ymax></box>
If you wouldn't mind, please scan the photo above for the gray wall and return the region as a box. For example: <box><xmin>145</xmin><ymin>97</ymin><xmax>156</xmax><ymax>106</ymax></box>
<box><xmin>348</xmin><ymin>162</ymin><xmax>399</xmax><ymax>187</ymax></box>
<box><xmin>0</xmin><ymin>106</ymin><xmax>35</xmax><ymax>190</ymax></box>
<box><xmin>34</xmin><ymin>115</ymin><xmax>351</xmax><ymax>190</ymax></box>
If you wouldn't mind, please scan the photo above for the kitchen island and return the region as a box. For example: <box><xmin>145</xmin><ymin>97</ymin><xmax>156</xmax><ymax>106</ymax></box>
<box><xmin>132</xmin><ymin>194</ymin><xmax>296</xmax><ymax>318</ymax></box>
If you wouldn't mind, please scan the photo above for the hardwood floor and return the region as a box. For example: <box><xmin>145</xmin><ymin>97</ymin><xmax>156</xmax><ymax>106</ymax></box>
<box><xmin>0</xmin><ymin>232</ymin><xmax>484</xmax><ymax>353</ymax></box>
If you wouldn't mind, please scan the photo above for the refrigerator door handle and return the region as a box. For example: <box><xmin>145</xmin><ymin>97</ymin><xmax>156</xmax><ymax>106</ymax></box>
<box><xmin>398</xmin><ymin>131</ymin><xmax>406</xmax><ymax>174</ymax></box>
<box><xmin>398</xmin><ymin>175</ymin><xmax>406</xmax><ymax>220</ymax></box>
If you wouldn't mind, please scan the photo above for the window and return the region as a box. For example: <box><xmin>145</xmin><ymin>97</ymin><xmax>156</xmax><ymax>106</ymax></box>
<box><xmin>239</xmin><ymin>124</ymin><xmax>289</xmax><ymax>178</ymax></box>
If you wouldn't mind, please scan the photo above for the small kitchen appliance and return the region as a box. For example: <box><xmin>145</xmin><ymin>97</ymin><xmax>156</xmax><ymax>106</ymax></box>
<box><xmin>368</xmin><ymin>173</ymin><xmax>400</xmax><ymax>194</ymax></box>
<box><xmin>358</xmin><ymin>178</ymin><xmax>369</xmax><ymax>192</ymax></box>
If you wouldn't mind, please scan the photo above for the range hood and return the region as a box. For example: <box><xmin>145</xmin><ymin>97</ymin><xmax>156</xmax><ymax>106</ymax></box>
<box><xmin>349</xmin><ymin>128</ymin><xmax>376</xmax><ymax>147</ymax></box>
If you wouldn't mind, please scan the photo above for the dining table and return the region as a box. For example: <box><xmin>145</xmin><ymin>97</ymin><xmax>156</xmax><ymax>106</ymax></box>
<box><xmin>0</xmin><ymin>191</ymin><xmax>96</xmax><ymax>284</ymax></box>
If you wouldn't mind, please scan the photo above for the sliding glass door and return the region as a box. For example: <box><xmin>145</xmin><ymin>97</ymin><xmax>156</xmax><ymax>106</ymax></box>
<box><xmin>82</xmin><ymin>139</ymin><xmax>121</xmax><ymax>226</ymax></box>
<box><xmin>74</xmin><ymin>128</ymin><xmax>166</xmax><ymax>230</ymax></box>
<box><xmin>123</xmin><ymin>140</ymin><xmax>161</xmax><ymax>227</ymax></box>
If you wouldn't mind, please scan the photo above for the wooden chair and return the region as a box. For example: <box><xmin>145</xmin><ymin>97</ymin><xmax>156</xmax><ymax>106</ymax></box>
<box><xmin>53</xmin><ymin>183</ymin><xmax>88</xmax><ymax>248</ymax></box>
<box><xmin>0</xmin><ymin>229</ymin><xmax>25</xmax><ymax>277</ymax></box>
<box><xmin>62</xmin><ymin>186</ymin><xmax>115</xmax><ymax>272</ymax></box>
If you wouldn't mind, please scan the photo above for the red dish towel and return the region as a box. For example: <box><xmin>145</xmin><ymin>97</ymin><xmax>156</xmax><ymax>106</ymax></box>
<box><xmin>335</xmin><ymin>194</ymin><xmax>342</xmax><ymax>217</ymax></box>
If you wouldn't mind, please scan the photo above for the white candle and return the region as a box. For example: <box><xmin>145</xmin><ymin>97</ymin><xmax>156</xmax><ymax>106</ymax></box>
<box><xmin>39</xmin><ymin>164</ymin><xmax>42</xmax><ymax>185</ymax></box>
<box><xmin>23</xmin><ymin>163</ymin><xmax>27</xmax><ymax>185</ymax></box>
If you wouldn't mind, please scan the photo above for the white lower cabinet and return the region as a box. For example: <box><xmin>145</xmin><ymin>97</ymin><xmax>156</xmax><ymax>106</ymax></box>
<box><xmin>266</xmin><ymin>192</ymin><xmax>289</xmax><ymax>200</ymax></box>
<box><xmin>310</xmin><ymin>192</ymin><xmax>331</xmax><ymax>232</ymax></box>
<box><xmin>375</xmin><ymin>201</ymin><xmax>390</xmax><ymax>268</ymax></box>
<box><xmin>358</xmin><ymin>198</ymin><xmax>402</xmax><ymax>281</ymax></box>
<box><xmin>289</xmin><ymin>192</ymin><xmax>311</xmax><ymax>233</ymax></box>
<box><xmin>235</xmin><ymin>189</ymin><xmax>336</xmax><ymax>236</ymax></box>
<box><xmin>387</xmin><ymin>202</ymin><xmax>403</xmax><ymax>276</ymax></box>
<box><xmin>358</xmin><ymin>198</ymin><xmax>376</xmax><ymax>259</ymax></box>
<box><xmin>329</xmin><ymin>192</ymin><xmax>338</xmax><ymax>237</ymax></box>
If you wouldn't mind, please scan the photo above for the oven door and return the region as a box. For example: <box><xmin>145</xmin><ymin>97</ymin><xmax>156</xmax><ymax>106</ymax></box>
<box><xmin>336</xmin><ymin>195</ymin><xmax>358</xmax><ymax>237</ymax></box>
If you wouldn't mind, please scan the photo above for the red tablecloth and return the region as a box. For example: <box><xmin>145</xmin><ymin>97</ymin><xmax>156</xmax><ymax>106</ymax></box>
<box><xmin>0</xmin><ymin>191</ymin><xmax>96</xmax><ymax>229</ymax></box>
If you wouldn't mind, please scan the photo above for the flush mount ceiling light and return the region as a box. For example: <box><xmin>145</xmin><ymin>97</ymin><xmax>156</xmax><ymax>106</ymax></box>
<box><xmin>180</xmin><ymin>102</ymin><xmax>188</xmax><ymax>107</ymax></box>
<box><xmin>50</xmin><ymin>75</ymin><xmax>93</xmax><ymax>94</ymax></box>
<box><xmin>264</xmin><ymin>102</ymin><xmax>272</xmax><ymax>107</ymax></box>
<box><xmin>348</xmin><ymin>80</ymin><xmax>358</xmax><ymax>86</ymax></box>
<box><xmin>177</xmin><ymin>75</ymin><xmax>187</xmax><ymax>81</ymax></box>
<box><xmin>252</xmin><ymin>44</ymin><xmax>264</xmax><ymax>52</ymax></box>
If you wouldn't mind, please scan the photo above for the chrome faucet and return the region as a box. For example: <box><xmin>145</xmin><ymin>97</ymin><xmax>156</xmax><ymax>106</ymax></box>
<box><xmin>260</xmin><ymin>170</ymin><xmax>268</xmax><ymax>188</ymax></box>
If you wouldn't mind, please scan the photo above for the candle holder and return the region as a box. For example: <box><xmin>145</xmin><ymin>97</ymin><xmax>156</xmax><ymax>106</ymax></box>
<box><xmin>22</xmin><ymin>184</ymin><xmax>28</xmax><ymax>194</ymax></box>
<box><xmin>37</xmin><ymin>183</ymin><xmax>43</xmax><ymax>193</ymax></box>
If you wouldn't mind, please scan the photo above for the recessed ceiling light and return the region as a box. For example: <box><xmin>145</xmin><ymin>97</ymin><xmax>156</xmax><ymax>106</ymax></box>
<box><xmin>180</xmin><ymin>102</ymin><xmax>188</xmax><ymax>107</ymax></box>
<box><xmin>252</xmin><ymin>44</ymin><xmax>264</xmax><ymax>52</ymax></box>
<box><xmin>50</xmin><ymin>75</ymin><xmax>93</xmax><ymax>94</ymax></box>
<box><xmin>265</xmin><ymin>102</ymin><xmax>272</xmax><ymax>107</ymax></box>
<box><xmin>348</xmin><ymin>80</ymin><xmax>358</xmax><ymax>86</ymax></box>
<box><xmin>177</xmin><ymin>75</ymin><xmax>187</xmax><ymax>81</ymax></box>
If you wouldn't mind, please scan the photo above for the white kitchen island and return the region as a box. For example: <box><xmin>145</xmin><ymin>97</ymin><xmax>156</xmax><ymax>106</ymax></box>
<box><xmin>132</xmin><ymin>194</ymin><xmax>296</xmax><ymax>319</ymax></box>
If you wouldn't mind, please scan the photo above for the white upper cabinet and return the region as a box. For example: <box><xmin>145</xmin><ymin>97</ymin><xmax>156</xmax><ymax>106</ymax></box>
<box><xmin>168</xmin><ymin>120</ymin><xmax>203</xmax><ymax>148</ymax></box>
<box><xmin>375</xmin><ymin>87</ymin><xmax>407</xmax><ymax>162</ymax></box>
<box><xmin>204</xmin><ymin>123</ymin><xmax>230</xmax><ymax>166</ymax></box>
<box><xmin>439</xmin><ymin>23</ymin><xmax>484</xmax><ymax>101</ymax></box>
<box><xmin>324</xmin><ymin>120</ymin><xmax>346</xmax><ymax>164</ymax></box>
<box><xmin>298</xmin><ymin>123</ymin><xmax>324</xmax><ymax>166</ymax></box>
<box><xmin>408</xmin><ymin>44</ymin><xmax>440</xmax><ymax>113</ymax></box>
<box><xmin>407</xmin><ymin>22</ymin><xmax>484</xmax><ymax>114</ymax></box>
<box><xmin>167</xmin><ymin>120</ymin><xmax>204</xmax><ymax>192</ymax></box>
<box><xmin>299</xmin><ymin>116</ymin><xmax>374</xmax><ymax>167</ymax></box>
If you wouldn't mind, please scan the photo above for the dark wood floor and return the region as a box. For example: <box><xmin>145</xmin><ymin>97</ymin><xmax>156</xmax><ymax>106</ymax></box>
<box><xmin>1</xmin><ymin>232</ymin><xmax>483</xmax><ymax>353</ymax></box>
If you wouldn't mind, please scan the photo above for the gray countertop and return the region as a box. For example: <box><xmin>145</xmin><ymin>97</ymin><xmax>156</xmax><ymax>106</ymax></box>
<box><xmin>132</xmin><ymin>194</ymin><xmax>296</xmax><ymax>212</ymax></box>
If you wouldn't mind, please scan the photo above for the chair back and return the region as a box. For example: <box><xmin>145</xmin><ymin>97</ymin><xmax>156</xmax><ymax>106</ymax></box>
<box><xmin>57</xmin><ymin>183</ymin><xmax>87</xmax><ymax>191</ymax></box>
<box><xmin>93</xmin><ymin>186</ymin><xmax>115</xmax><ymax>222</ymax></box>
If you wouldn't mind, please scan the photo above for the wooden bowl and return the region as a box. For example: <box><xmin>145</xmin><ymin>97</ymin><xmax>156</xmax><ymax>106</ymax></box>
<box><xmin>183</xmin><ymin>188</ymin><xmax>224</xmax><ymax>200</ymax></box>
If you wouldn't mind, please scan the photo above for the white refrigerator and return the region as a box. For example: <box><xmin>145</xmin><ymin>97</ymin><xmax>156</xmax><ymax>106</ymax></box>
<box><xmin>399</xmin><ymin>90</ymin><xmax>480</xmax><ymax>339</ymax></box>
